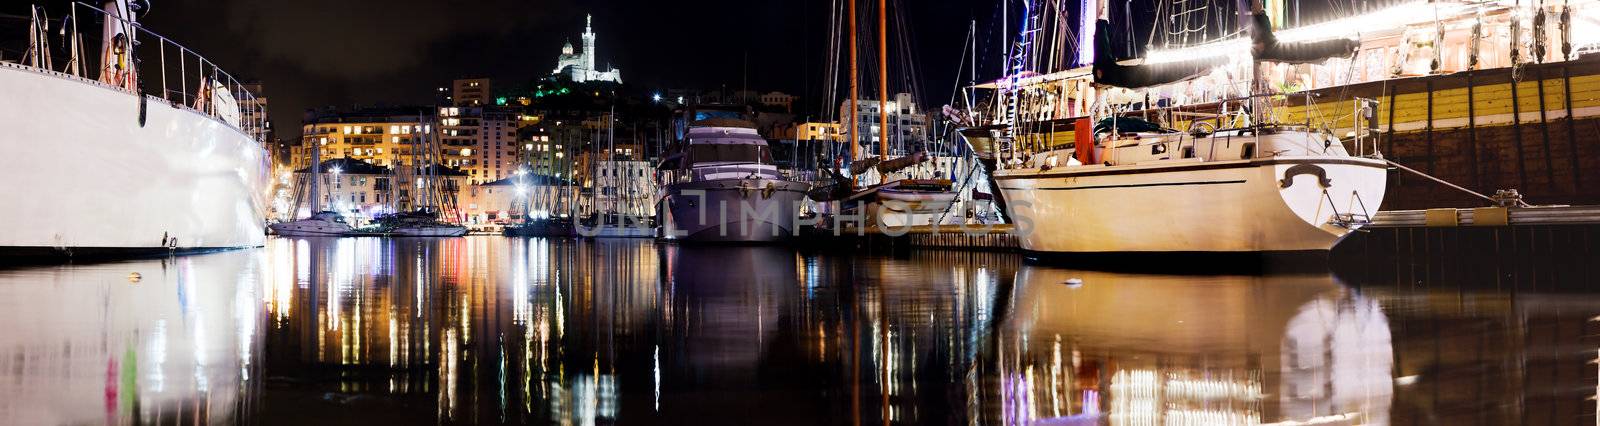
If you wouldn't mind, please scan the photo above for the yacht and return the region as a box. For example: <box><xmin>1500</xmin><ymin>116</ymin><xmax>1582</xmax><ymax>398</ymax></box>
<box><xmin>657</xmin><ymin>109</ymin><xmax>809</xmax><ymax>242</ymax></box>
<box><xmin>268</xmin><ymin>211</ymin><xmax>354</xmax><ymax>237</ymax></box>
<box><xmin>0</xmin><ymin>1</ymin><xmax>269</xmax><ymax>257</ymax></box>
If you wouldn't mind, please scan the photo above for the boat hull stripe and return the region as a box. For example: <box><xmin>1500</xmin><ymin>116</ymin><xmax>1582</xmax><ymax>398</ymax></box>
<box><xmin>1001</xmin><ymin>179</ymin><xmax>1246</xmax><ymax>191</ymax></box>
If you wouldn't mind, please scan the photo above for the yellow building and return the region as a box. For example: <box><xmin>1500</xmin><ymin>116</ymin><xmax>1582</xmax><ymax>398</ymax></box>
<box><xmin>780</xmin><ymin>121</ymin><xmax>843</xmax><ymax>141</ymax></box>
<box><xmin>295</xmin><ymin>108</ymin><xmax>433</xmax><ymax>171</ymax></box>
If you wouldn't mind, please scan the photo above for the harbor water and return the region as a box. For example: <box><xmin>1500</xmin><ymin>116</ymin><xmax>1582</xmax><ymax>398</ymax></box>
<box><xmin>0</xmin><ymin>237</ymin><xmax>1596</xmax><ymax>425</ymax></box>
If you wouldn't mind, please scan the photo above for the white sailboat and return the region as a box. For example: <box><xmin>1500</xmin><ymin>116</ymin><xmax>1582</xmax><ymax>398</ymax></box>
<box><xmin>269</xmin><ymin>138</ymin><xmax>354</xmax><ymax>237</ymax></box>
<box><xmin>990</xmin><ymin>2</ymin><xmax>1387</xmax><ymax>255</ymax></box>
<box><xmin>0</xmin><ymin>1</ymin><xmax>270</xmax><ymax>257</ymax></box>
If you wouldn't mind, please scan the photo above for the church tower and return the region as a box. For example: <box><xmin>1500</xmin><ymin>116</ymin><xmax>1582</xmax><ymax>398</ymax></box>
<box><xmin>581</xmin><ymin>14</ymin><xmax>596</xmax><ymax>71</ymax></box>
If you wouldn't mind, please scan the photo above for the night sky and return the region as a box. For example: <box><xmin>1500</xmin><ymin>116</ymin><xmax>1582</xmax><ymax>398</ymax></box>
<box><xmin>9</xmin><ymin>1</ymin><xmax>1368</xmax><ymax>139</ymax></box>
<box><xmin>106</xmin><ymin>0</ymin><xmax>1008</xmax><ymax>138</ymax></box>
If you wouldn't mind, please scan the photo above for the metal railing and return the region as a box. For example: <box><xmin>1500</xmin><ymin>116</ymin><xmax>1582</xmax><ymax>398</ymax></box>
<box><xmin>8</xmin><ymin>2</ymin><xmax>267</xmax><ymax>143</ymax></box>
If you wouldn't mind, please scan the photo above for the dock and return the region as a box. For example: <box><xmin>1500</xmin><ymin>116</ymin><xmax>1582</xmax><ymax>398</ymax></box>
<box><xmin>811</xmin><ymin>224</ymin><xmax>1020</xmax><ymax>251</ymax></box>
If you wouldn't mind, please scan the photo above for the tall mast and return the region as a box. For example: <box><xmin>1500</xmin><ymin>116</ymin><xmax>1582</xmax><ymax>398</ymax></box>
<box><xmin>309</xmin><ymin>136</ymin><xmax>321</xmax><ymax>214</ymax></box>
<box><xmin>849</xmin><ymin>0</ymin><xmax>860</xmax><ymax>164</ymax></box>
<box><xmin>878</xmin><ymin>0</ymin><xmax>889</xmax><ymax>160</ymax></box>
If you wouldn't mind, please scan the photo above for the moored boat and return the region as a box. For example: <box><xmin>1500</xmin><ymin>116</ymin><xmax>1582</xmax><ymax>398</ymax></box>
<box><xmin>268</xmin><ymin>211</ymin><xmax>355</xmax><ymax>237</ymax></box>
<box><xmin>657</xmin><ymin>111</ymin><xmax>809</xmax><ymax>243</ymax></box>
<box><xmin>997</xmin><ymin>119</ymin><xmax>1386</xmax><ymax>253</ymax></box>
<box><xmin>982</xmin><ymin>6</ymin><xmax>1389</xmax><ymax>255</ymax></box>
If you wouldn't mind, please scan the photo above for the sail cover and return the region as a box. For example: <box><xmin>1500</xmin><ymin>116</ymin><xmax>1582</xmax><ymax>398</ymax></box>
<box><xmin>1250</xmin><ymin>12</ymin><xmax>1359</xmax><ymax>64</ymax></box>
<box><xmin>1090</xmin><ymin>20</ymin><xmax>1227</xmax><ymax>89</ymax></box>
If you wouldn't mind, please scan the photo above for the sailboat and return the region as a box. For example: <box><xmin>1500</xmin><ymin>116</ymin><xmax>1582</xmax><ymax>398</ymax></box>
<box><xmin>819</xmin><ymin>0</ymin><xmax>960</xmax><ymax>229</ymax></box>
<box><xmin>270</xmin><ymin>129</ymin><xmax>353</xmax><ymax>237</ymax></box>
<box><xmin>375</xmin><ymin>113</ymin><xmax>467</xmax><ymax>237</ymax></box>
<box><xmin>983</xmin><ymin>0</ymin><xmax>1387</xmax><ymax>255</ymax></box>
<box><xmin>580</xmin><ymin>105</ymin><xmax>654</xmax><ymax>238</ymax></box>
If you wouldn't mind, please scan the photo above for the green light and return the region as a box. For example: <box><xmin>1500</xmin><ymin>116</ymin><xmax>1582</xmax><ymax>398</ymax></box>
<box><xmin>496</xmin><ymin>97</ymin><xmax>507</xmax><ymax>105</ymax></box>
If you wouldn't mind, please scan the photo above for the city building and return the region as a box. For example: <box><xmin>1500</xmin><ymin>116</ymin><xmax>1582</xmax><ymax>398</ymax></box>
<box><xmin>451</xmin><ymin>78</ymin><xmax>491</xmax><ymax>107</ymax></box>
<box><xmin>837</xmin><ymin>92</ymin><xmax>930</xmax><ymax>154</ymax></box>
<box><xmin>296</xmin><ymin>108</ymin><xmax>433</xmax><ymax>171</ymax></box>
<box><xmin>519</xmin><ymin>124</ymin><xmax>571</xmax><ymax>182</ymax></box>
<box><xmin>239</xmin><ymin>81</ymin><xmax>275</xmax><ymax>155</ymax></box>
<box><xmin>758</xmin><ymin>91</ymin><xmax>795</xmax><ymax>112</ymax></box>
<box><xmin>438</xmin><ymin>106</ymin><xmax>527</xmax><ymax>184</ymax></box>
<box><xmin>550</xmin><ymin>15</ymin><xmax>622</xmax><ymax>84</ymax></box>
<box><xmin>779</xmin><ymin>121</ymin><xmax>843</xmax><ymax>142</ymax></box>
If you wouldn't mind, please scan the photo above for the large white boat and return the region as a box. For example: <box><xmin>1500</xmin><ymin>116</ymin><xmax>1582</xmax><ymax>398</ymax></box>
<box><xmin>982</xmin><ymin>8</ymin><xmax>1387</xmax><ymax>255</ymax></box>
<box><xmin>657</xmin><ymin>111</ymin><xmax>809</xmax><ymax>243</ymax></box>
<box><xmin>998</xmin><ymin>118</ymin><xmax>1387</xmax><ymax>254</ymax></box>
<box><xmin>0</xmin><ymin>1</ymin><xmax>269</xmax><ymax>257</ymax></box>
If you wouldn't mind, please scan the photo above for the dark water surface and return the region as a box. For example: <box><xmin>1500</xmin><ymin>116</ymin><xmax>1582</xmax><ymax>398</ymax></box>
<box><xmin>1</xmin><ymin>236</ymin><xmax>1597</xmax><ymax>425</ymax></box>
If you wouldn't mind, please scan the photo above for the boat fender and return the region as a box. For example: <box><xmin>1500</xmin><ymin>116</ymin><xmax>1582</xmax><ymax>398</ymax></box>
<box><xmin>762</xmin><ymin>182</ymin><xmax>776</xmax><ymax>199</ymax></box>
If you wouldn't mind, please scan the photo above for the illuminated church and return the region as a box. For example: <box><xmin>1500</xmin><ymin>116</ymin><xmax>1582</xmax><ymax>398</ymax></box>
<box><xmin>551</xmin><ymin>15</ymin><xmax>622</xmax><ymax>84</ymax></box>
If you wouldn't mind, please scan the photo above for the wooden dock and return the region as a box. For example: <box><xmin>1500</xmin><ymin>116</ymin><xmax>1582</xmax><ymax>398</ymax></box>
<box><xmin>818</xmin><ymin>224</ymin><xmax>1020</xmax><ymax>251</ymax></box>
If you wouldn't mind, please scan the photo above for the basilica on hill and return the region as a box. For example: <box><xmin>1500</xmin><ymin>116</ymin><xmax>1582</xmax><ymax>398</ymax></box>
<box><xmin>551</xmin><ymin>14</ymin><xmax>622</xmax><ymax>84</ymax></box>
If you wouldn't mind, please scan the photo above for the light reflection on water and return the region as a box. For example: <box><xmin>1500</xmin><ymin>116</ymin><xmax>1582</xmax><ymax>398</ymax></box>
<box><xmin>0</xmin><ymin>237</ymin><xmax>1594</xmax><ymax>425</ymax></box>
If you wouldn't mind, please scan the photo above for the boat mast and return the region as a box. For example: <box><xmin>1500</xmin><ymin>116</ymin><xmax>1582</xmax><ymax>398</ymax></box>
<box><xmin>878</xmin><ymin>0</ymin><xmax>889</xmax><ymax>161</ymax></box>
<box><xmin>849</xmin><ymin>0</ymin><xmax>860</xmax><ymax>167</ymax></box>
<box><xmin>310</xmin><ymin>133</ymin><xmax>322</xmax><ymax>215</ymax></box>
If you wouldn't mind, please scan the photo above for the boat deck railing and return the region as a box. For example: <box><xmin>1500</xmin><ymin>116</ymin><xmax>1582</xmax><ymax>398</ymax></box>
<box><xmin>7</xmin><ymin>2</ymin><xmax>267</xmax><ymax>142</ymax></box>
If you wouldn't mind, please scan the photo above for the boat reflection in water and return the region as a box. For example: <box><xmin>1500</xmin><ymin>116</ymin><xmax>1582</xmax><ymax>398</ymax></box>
<box><xmin>0</xmin><ymin>251</ymin><xmax>267</xmax><ymax>425</ymax></box>
<box><xmin>994</xmin><ymin>268</ymin><xmax>1393</xmax><ymax>425</ymax></box>
<box><xmin>6</xmin><ymin>238</ymin><xmax>1595</xmax><ymax>424</ymax></box>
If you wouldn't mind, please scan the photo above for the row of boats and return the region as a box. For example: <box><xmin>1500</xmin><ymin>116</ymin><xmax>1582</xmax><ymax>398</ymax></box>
<box><xmin>1</xmin><ymin>0</ymin><xmax>1392</xmax><ymax>258</ymax></box>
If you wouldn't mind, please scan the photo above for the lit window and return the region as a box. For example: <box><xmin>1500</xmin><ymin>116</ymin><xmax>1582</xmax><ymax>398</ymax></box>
<box><xmin>343</xmin><ymin>126</ymin><xmax>352</xmax><ymax>134</ymax></box>
<box><xmin>390</xmin><ymin>125</ymin><xmax>400</xmax><ymax>134</ymax></box>
<box><xmin>392</xmin><ymin>136</ymin><xmax>399</xmax><ymax>143</ymax></box>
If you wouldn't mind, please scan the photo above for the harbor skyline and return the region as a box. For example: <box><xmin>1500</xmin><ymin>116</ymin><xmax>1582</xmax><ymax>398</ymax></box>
<box><xmin>5</xmin><ymin>0</ymin><xmax>1600</xmax><ymax>424</ymax></box>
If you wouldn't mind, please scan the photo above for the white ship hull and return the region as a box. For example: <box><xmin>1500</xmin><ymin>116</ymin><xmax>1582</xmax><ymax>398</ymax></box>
<box><xmin>267</xmin><ymin>219</ymin><xmax>352</xmax><ymax>237</ymax></box>
<box><xmin>997</xmin><ymin>157</ymin><xmax>1387</xmax><ymax>253</ymax></box>
<box><xmin>0</xmin><ymin>64</ymin><xmax>269</xmax><ymax>256</ymax></box>
<box><xmin>660</xmin><ymin>178</ymin><xmax>809</xmax><ymax>242</ymax></box>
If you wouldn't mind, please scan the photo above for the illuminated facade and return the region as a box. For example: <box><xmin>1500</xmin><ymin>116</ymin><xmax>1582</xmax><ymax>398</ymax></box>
<box><xmin>779</xmin><ymin>121</ymin><xmax>843</xmax><ymax>142</ymax></box>
<box><xmin>438</xmin><ymin>106</ymin><xmax>528</xmax><ymax>184</ymax></box>
<box><xmin>837</xmin><ymin>92</ymin><xmax>930</xmax><ymax>154</ymax></box>
<box><xmin>551</xmin><ymin>15</ymin><xmax>622</xmax><ymax>84</ymax></box>
<box><xmin>296</xmin><ymin>109</ymin><xmax>432</xmax><ymax>171</ymax></box>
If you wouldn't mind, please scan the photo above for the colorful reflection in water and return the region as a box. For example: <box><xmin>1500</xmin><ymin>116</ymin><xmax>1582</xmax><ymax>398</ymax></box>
<box><xmin>0</xmin><ymin>237</ymin><xmax>1595</xmax><ymax>424</ymax></box>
